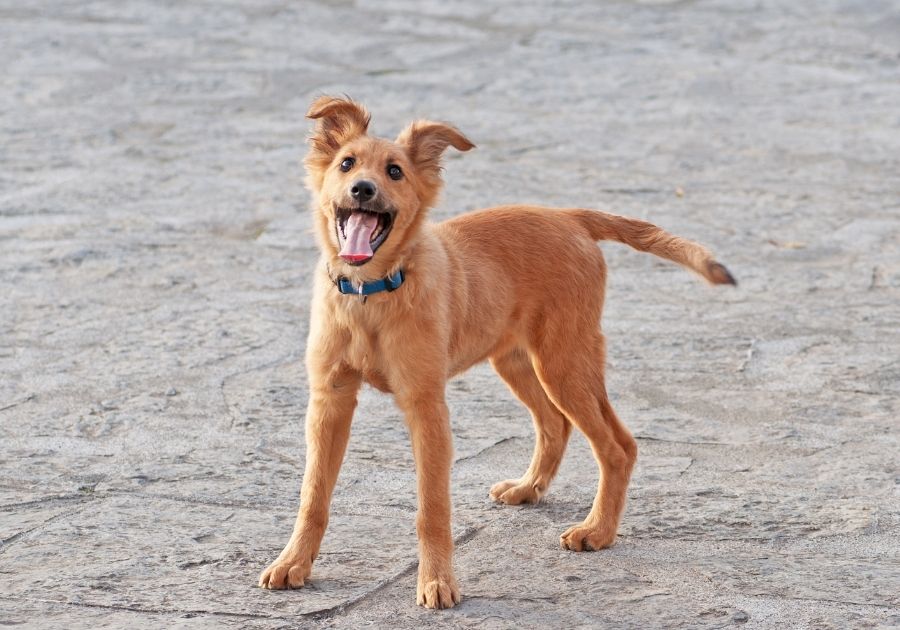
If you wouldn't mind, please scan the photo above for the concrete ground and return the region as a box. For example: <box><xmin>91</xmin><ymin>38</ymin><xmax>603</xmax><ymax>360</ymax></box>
<box><xmin>1</xmin><ymin>1</ymin><xmax>898</xmax><ymax>628</ymax></box>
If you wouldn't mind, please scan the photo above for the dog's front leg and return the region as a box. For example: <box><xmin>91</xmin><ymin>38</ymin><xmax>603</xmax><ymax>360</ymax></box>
<box><xmin>397</xmin><ymin>391</ymin><xmax>460</xmax><ymax>609</ymax></box>
<box><xmin>259</xmin><ymin>365</ymin><xmax>361</xmax><ymax>590</ymax></box>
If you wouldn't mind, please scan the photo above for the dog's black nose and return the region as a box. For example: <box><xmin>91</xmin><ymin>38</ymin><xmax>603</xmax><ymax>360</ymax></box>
<box><xmin>350</xmin><ymin>180</ymin><xmax>377</xmax><ymax>203</ymax></box>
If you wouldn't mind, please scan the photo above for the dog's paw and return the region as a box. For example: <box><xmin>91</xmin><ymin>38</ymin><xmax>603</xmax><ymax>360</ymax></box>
<box><xmin>258</xmin><ymin>557</ymin><xmax>312</xmax><ymax>590</ymax></box>
<box><xmin>417</xmin><ymin>574</ymin><xmax>460</xmax><ymax>609</ymax></box>
<box><xmin>559</xmin><ymin>523</ymin><xmax>617</xmax><ymax>552</ymax></box>
<box><xmin>489</xmin><ymin>478</ymin><xmax>542</xmax><ymax>505</ymax></box>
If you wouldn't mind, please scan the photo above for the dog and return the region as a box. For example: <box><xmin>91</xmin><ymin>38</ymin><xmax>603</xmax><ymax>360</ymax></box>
<box><xmin>258</xmin><ymin>96</ymin><xmax>735</xmax><ymax>609</ymax></box>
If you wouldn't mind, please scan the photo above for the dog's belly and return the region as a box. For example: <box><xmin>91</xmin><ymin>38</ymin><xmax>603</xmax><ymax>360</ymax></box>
<box><xmin>449</xmin><ymin>329</ymin><xmax>519</xmax><ymax>377</ymax></box>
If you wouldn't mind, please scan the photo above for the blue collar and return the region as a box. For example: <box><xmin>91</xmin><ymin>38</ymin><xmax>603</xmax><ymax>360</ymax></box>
<box><xmin>335</xmin><ymin>269</ymin><xmax>405</xmax><ymax>296</ymax></box>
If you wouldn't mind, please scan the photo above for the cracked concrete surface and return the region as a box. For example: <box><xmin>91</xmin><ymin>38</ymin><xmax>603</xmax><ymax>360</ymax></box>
<box><xmin>1</xmin><ymin>0</ymin><xmax>899</xmax><ymax>628</ymax></box>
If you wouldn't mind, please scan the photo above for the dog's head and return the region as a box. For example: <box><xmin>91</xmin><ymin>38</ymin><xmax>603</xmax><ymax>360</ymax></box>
<box><xmin>304</xmin><ymin>96</ymin><xmax>474</xmax><ymax>271</ymax></box>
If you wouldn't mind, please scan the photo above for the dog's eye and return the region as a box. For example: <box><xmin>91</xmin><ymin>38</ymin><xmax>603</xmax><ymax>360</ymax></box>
<box><xmin>387</xmin><ymin>164</ymin><xmax>403</xmax><ymax>181</ymax></box>
<box><xmin>339</xmin><ymin>157</ymin><xmax>355</xmax><ymax>172</ymax></box>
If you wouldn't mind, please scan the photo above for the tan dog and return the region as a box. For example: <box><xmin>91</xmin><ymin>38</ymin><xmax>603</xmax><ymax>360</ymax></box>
<box><xmin>258</xmin><ymin>96</ymin><xmax>735</xmax><ymax>608</ymax></box>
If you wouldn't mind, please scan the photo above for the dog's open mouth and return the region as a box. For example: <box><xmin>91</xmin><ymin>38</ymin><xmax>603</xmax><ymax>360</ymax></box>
<box><xmin>335</xmin><ymin>208</ymin><xmax>394</xmax><ymax>265</ymax></box>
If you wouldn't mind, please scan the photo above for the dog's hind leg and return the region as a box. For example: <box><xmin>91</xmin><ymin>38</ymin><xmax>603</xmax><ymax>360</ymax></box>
<box><xmin>488</xmin><ymin>347</ymin><xmax>572</xmax><ymax>505</ymax></box>
<box><xmin>530</xmin><ymin>331</ymin><xmax>637</xmax><ymax>551</ymax></box>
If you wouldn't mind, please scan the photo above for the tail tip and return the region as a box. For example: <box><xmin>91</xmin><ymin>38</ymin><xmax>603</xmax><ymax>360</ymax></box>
<box><xmin>707</xmin><ymin>261</ymin><xmax>737</xmax><ymax>286</ymax></box>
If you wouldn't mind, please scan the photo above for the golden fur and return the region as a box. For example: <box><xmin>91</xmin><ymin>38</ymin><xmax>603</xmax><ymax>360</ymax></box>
<box><xmin>258</xmin><ymin>96</ymin><xmax>735</xmax><ymax>608</ymax></box>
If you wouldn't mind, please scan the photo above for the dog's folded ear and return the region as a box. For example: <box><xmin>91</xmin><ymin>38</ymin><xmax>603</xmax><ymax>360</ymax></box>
<box><xmin>397</xmin><ymin>121</ymin><xmax>475</xmax><ymax>175</ymax></box>
<box><xmin>305</xmin><ymin>96</ymin><xmax>371</xmax><ymax>173</ymax></box>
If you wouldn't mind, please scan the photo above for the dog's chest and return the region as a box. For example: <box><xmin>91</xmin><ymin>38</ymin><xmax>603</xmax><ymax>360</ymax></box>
<box><xmin>343</xmin><ymin>319</ymin><xmax>392</xmax><ymax>392</ymax></box>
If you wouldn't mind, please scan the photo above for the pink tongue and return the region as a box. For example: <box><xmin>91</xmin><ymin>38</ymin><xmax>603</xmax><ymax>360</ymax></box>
<box><xmin>340</xmin><ymin>212</ymin><xmax>378</xmax><ymax>262</ymax></box>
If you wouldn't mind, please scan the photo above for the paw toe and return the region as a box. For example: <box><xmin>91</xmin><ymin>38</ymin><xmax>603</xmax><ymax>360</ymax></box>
<box><xmin>259</xmin><ymin>559</ymin><xmax>310</xmax><ymax>590</ymax></box>
<box><xmin>489</xmin><ymin>479</ymin><xmax>517</xmax><ymax>501</ymax></box>
<box><xmin>417</xmin><ymin>578</ymin><xmax>460</xmax><ymax>609</ymax></box>
<box><xmin>490</xmin><ymin>479</ymin><xmax>540</xmax><ymax>505</ymax></box>
<box><xmin>560</xmin><ymin>524</ymin><xmax>616</xmax><ymax>552</ymax></box>
<box><xmin>287</xmin><ymin>565</ymin><xmax>307</xmax><ymax>588</ymax></box>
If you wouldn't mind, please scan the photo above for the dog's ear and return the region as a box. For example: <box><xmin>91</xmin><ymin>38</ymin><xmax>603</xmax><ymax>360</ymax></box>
<box><xmin>305</xmin><ymin>96</ymin><xmax>371</xmax><ymax>175</ymax></box>
<box><xmin>396</xmin><ymin>121</ymin><xmax>475</xmax><ymax>175</ymax></box>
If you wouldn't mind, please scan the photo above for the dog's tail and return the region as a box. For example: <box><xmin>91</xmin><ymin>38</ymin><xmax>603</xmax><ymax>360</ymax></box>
<box><xmin>568</xmin><ymin>209</ymin><xmax>736</xmax><ymax>285</ymax></box>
